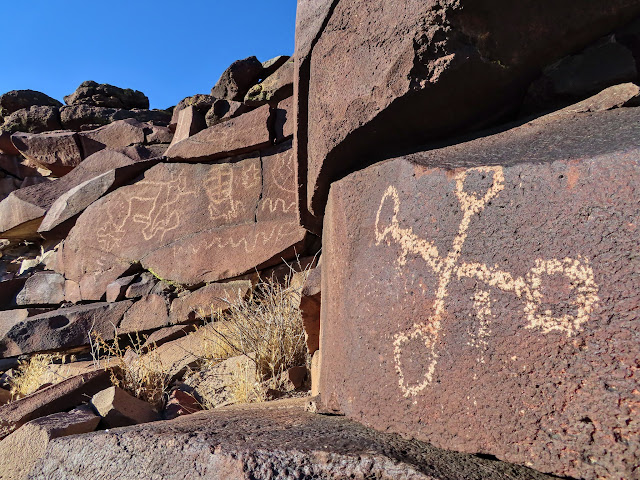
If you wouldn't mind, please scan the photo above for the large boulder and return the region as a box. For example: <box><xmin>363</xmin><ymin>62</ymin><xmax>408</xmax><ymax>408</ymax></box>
<box><xmin>0</xmin><ymin>90</ymin><xmax>62</xmax><ymax>118</ymax></box>
<box><xmin>64</xmin><ymin>81</ymin><xmax>149</xmax><ymax>110</ymax></box>
<box><xmin>1</xmin><ymin>106</ymin><xmax>61</xmax><ymax>134</ymax></box>
<box><xmin>318</xmin><ymin>107</ymin><xmax>640</xmax><ymax>480</ymax></box>
<box><xmin>296</xmin><ymin>0</ymin><xmax>640</xmax><ymax>229</ymax></box>
<box><xmin>59</xmin><ymin>105</ymin><xmax>171</xmax><ymax>131</ymax></box>
<box><xmin>210</xmin><ymin>56</ymin><xmax>263</xmax><ymax>101</ymax></box>
<box><xmin>0</xmin><ymin>301</ymin><xmax>133</xmax><ymax>357</ymax></box>
<box><xmin>10</xmin><ymin>130</ymin><xmax>82</xmax><ymax>176</ymax></box>
<box><xmin>30</xmin><ymin>399</ymin><xmax>557</xmax><ymax>479</ymax></box>
<box><xmin>61</xmin><ymin>142</ymin><xmax>306</xmax><ymax>299</ymax></box>
<box><xmin>244</xmin><ymin>59</ymin><xmax>294</xmax><ymax>106</ymax></box>
<box><xmin>168</xmin><ymin>280</ymin><xmax>252</xmax><ymax>324</ymax></box>
<box><xmin>169</xmin><ymin>94</ymin><xmax>216</xmax><ymax>129</ymax></box>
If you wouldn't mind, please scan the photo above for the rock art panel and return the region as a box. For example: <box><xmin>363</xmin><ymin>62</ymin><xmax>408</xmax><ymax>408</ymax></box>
<box><xmin>319</xmin><ymin>108</ymin><xmax>640</xmax><ymax>480</ymax></box>
<box><xmin>299</xmin><ymin>0</ymin><xmax>640</xmax><ymax>227</ymax></box>
<box><xmin>63</xmin><ymin>147</ymin><xmax>303</xmax><ymax>298</ymax></box>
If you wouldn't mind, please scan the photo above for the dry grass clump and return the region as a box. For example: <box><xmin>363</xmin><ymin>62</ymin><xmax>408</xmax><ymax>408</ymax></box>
<box><xmin>91</xmin><ymin>331</ymin><xmax>171</xmax><ymax>410</ymax></box>
<box><xmin>201</xmin><ymin>270</ymin><xmax>309</xmax><ymax>404</ymax></box>
<box><xmin>9</xmin><ymin>353</ymin><xmax>62</xmax><ymax>400</ymax></box>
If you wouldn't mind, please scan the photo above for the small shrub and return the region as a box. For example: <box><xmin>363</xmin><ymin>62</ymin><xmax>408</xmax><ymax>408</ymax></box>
<box><xmin>9</xmin><ymin>353</ymin><xmax>63</xmax><ymax>400</ymax></box>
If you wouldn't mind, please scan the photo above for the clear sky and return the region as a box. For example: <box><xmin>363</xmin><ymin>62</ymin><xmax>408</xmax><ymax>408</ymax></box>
<box><xmin>2</xmin><ymin>1</ymin><xmax>297</xmax><ymax>110</ymax></box>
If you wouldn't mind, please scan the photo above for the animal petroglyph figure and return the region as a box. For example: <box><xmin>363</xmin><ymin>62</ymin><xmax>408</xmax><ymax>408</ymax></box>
<box><xmin>375</xmin><ymin>166</ymin><xmax>599</xmax><ymax>397</ymax></box>
<box><xmin>97</xmin><ymin>172</ymin><xmax>196</xmax><ymax>250</ymax></box>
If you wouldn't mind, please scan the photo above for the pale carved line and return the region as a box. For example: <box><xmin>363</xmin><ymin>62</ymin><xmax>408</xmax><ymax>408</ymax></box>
<box><xmin>374</xmin><ymin>166</ymin><xmax>600</xmax><ymax>397</ymax></box>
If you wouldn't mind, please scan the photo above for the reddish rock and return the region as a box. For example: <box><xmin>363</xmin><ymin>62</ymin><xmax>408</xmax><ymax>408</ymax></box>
<box><xmin>120</xmin><ymin>294</ymin><xmax>169</xmax><ymax>333</ymax></box>
<box><xmin>257</xmin><ymin>140</ymin><xmax>296</xmax><ymax>221</ymax></box>
<box><xmin>0</xmin><ymin>148</ymin><xmax>159</xmax><ymax>240</ymax></box>
<box><xmin>297</xmin><ymin>0</ymin><xmax>640</xmax><ymax>228</ymax></box>
<box><xmin>261</xmin><ymin>55</ymin><xmax>290</xmax><ymax>79</ymax></box>
<box><xmin>0</xmin><ymin>154</ymin><xmax>40</xmax><ymax>179</ymax></box>
<box><xmin>0</xmin><ymin>405</ymin><xmax>99</xmax><ymax>480</ymax></box>
<box><xmin>141</xmin><ymin>325</ymin><xmax>196</xmax><ymax>350</ymax></box>
<box><xmin>283</xmin><ymin>366</ymin><xmax>307</xmax><ymax>390</ymax></box>
<box><xmin>64</xmin><ymin>280</ymin><xmax>81</xmax><ymax>304</ymax></box>
<box><xmin>163</xmin><ymin>389</ymin><xmax>202</xmax><ymax>420</ymax></box>
<box><xmin>168</xmin><ymin>280</ymin><xmax>252</xmax><ymax>324</ymax></box>
<box><xmin>124</xmin><ymin>272</ymin><xmax>157</xmax><ymax>299</ymax></box>
<box><xmin>244</xmin><ymin>59</ymin><xmax>294</xmax><ymax>106</ymax></box>
<box><xmin>0</xmin><ymin>131</ymin><xmax>19</xmax><ymax>154</ymax></box>
<box><xmin>210</xmin><ymin>56</ymin><xmax>263</xmax><ymax>101</ymax></box>
<box><xmin>169</xmin><ymin>94</ymin><xmax>215</xmax><ymax>129</ymax></box>
<box><xmin>165</xmin><ymin>104</ymin><xmax>271</xmax><ymax>162</ymax></box>
<box><xmin>77</xmin><ymin>119</ymin><xmax>146</xmax><ymax>158</ymax></box>
<box><xmin>10</xmin><ymin>131</ymin><xmax>82</xmax><ymax>176</ymax></box>
<box><xmin>0</xmin><ymin>301</ymin><xmax>133</xmax><ymax>357</ymax></box>
<box><xmin>1</xmin><ymin>106</ymin><xmax>62</xmax><ymax>134</ymax></box>
<box><xmin>204</xmin><ymin>99</ymin><xmax>250</xmax><ymax>127</ymax></box>
<box><xmin>59</xmin><ymin>105</ymin><xmax>171</xmax><ymax>131</ymax></box>
<box><xmin>319</xmin><ymin>107</ymin><xmax>640</xmax><ymax>480</ymax></box>
<box><xmin>90</xmin><ymin>386</ymin><xmax>160</xmax><ymax>428</ymax></box>
<box><xmin>0</xmin><ymin>388</ymin><xmax>10</xmax><ymax>405</ymax></box>
<box><xmin>0</xmin><ymin>369</ymin><xmax>111</xmax><ymax>440</ymax></box>
<box><xmin>105</xmin><ymin>275</ymin><xmax>136</xmax><ymax>303</ymax></box>
<box><xmin>299</xmin><ymin>265</ymin><xmax>321</xmax><ymax>355</ymax></box>
<box><xmin>30</xmin><ymin>399</ymin><xmax>555</xmax><ymax>480</ymax></box>
<box><xmin>15</xmin><ymin>271</ymin><xmax>65</xmax><ymax>306</ymax></box>
<box><xmin>62</xmin><ymin>152</ymin><xmax>304</xmax><ymax>295</ymax></box>
<box><xmin>273</xmin><ymin>97</ymin><xmax>293</xmax><ymax>144</ymax></box>
<box><xmin>169</xmin><ymin>106</ymin><xmax>206</xmax><ymax>146</ymax></box>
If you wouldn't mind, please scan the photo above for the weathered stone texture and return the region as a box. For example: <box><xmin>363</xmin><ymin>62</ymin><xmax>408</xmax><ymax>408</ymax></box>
<box><xmin>62</xmin><ymin>145</ymin><xmax>304</xmax><ymax>297</ymax></box>
<box><xmin>299</xmin><ymin>0</ymin><xmax>640</xmax><ymax>225</ymax></box>
<box><xmin>169</xmin><ymin>280</ymin><xmax>252</xmax><ymax>324</ymax></box>
<box><xmin>31</xmin><ymin>399</ymin><xmax>556</xmax><ymax>480</ymax></box>
<box><xmin>319</xmin><ymin>108</ymin><xmax>640</xmax><ymax>480</ymax></box>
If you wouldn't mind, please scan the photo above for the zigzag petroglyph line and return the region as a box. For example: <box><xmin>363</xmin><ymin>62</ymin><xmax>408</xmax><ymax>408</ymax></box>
<box><xmin>374</xmin><ymin>166</ymin><xmax>600</xmax><ymax>398</ymax></box>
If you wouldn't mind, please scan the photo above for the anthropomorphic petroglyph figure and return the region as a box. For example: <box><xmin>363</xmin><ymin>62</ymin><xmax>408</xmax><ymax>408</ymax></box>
<box><xmin>375</xmin><ymin>166</ymin><xmax>599</xmax><ymax>397</ymax></box>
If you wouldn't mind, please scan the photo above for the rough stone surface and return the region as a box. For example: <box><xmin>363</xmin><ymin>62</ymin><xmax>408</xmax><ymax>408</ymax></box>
<box><xmin>170</xmin><ymin>106</ymin><xmax>206</xmax><ymax>146</ymax></box>
<box><xmin>0</xmin><ymin>388</ymin><xmax>10</xmax><ymax>405</ymax></box>
<box><xmin>124</xmin><ymin>272</ymin><xmax>157</xmax><ymax>299</ymax></box>
<box><xmin>298</xmin><ymin>0</ymin><xmax>640</xmax><ymax>225</ymax></box>
<box><xmin>10</xmin><ymin>130</ymin><xmax>82</xmax><ymax>176</ymax></box>
<box><xmin>300</xmin><ymin>265</ymin><xmax>321</xmax><ymax>355</ymax></box>
<box><xmin>78</xmin><ymin>119</ymin><xmax>146</xmax><ymax>158</ymax></box>
<box><xmin>62</xmin><ymin>151</ymin><xmax>305</xmax><ymax>296</ymax></box>
<box><xmin>141</xmin><ymin>325</ymin><xmax>195</xmax><ymax>350</ymax></box>
<box><xmin>0</xmin><ymin>405</ymin><xmax>99</xmax><ymax>480</ymax></box>
<box><xmin>169</xmin><ymin>280</ymin><xmax>252</xmax><ymax>324</ymax></box>
<box><xmin>165</xmin><ymin>104</ymin><xmax>271</xmax><ymax>161</ymax></box>
<box><xmin>0</xmin><ymin>148</ymin><xmax>159</xmax><ymax>240</ymax></box>
<box><xmin>169</xmin><ymin>94</ymin><xmax>216</xmax><ymax>128</ymax></box>
<box><xmin>59</xmin><ymin>105</ymin><xmax>171</xmax><ymax>131</ymax></box>
<box><xmin>210</xmin><ymin>56</ymin><xmax>263</xmax><ymax>101</ymax></box>
<box><xmin>0</xmin><ymin>277</ymin><xmax>27</xmax><ymax>310</ymax></box>
<box><xmin>0</xmin><ymin>301</ymin><xmax>132</xmax><ymax>357</ymax></box>
<box><xmin>1</xmin><ymin>106</ymin><xmax>62</xmax><ymax>135</ymax></box>
<box><xmin>245</xmin><ymin>59</ymin><xmax>294</xmax><ymax>106</ymax></box>
<box><xmin>0</xmin><ymin>369</ymin><xmax>110</xmax><ymax>440</ymax></box>
<box><xmin>32</xmin><ymin>399</ymin><xmax>556</xmax><ymax>480</ymax></box>
<box><xmin>319</xmin><ymin>107</ymin><xmax>640</xmax><ymax>480</ymax></box>
<box><xmin>273</xmin><ymin>96</ymin><xmax>293</xmax><ymax>144</ymax></box>
<box><xmin>262</xmin><ymin>55</ymin><xmax>290</xmax><ymax>79</ymax></box>
<box><xmin>90</xmin><ymin>386</ymin><xmax>160</xmax><ymax>428</ymax></box>
<box><xmin>15</xmin><ymin>271</ymin><xmax>65</xmax><ymax>306</ymax></box>
<box><xmin>204</xmin><ymin>99</ymin><xmax>250</xmax><ymax>127</ymax></box>
<box><xmin>0</xmin><ymin>154</ymin><xmax>39</xmax><ymax>179</ymax></box>
<box><xmin>163</xmin><ymin>389</ymin><xmax>202</xmax><ymax>420</ymax></box>
<box><xmin>0</xmin><ymin>90</ymin><xmax>62</xmax><ymax>117</ymax></box>
<box><xmin>120</xmin><ymin>294</ymin><xmax>169</xmax><ymax>333</ymax></box>
<box><xmin>64</xmin><ymin>81</ymin><xmax>149</xmax><ymax>110</ymax></box>
<box><xmin>105</xmin><ymin>275</ymin><xmax>136</xmax><ymax>303</ymax></box>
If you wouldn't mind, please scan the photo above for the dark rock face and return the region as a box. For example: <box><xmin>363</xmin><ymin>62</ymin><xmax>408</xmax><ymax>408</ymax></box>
<box><xmin>64</xmin><ymin>81</ymin><xmax>149</xmax><ymax>110</ymax></box>
<box><xmin>169</xmin><ymin>94</ymin><xmax>216</xmax><ymax>128</ymax></box>
<box><xmin>31</xmin><ymin>399</ymin><xmax>556</xmax><ymax>480</ymax></box>
<box><xmin>11</xmin><ymin>131</ymin><xmax>82</xmax><ymax>176</ymax></box>
<box><xmin>297</xmin><ymin>0</ymin><xmax>640</xmax><ymax>228</ymax></box>
<box><xmin>59</xmin><ymin>105</ymin><xmax>171</xmax><ymax>131</ymax></box>
<box><xmin>210</xmin><ymin>56</ymin><xmax>263</xmax><ymax>101</ymax></box>
<box><xmin>1</xmin><ymin>106</ymin><xmax>61</xmax><ymax>134</ymax></box>
<box><xmin>319</xmin><ymin>108</ymin><xmax>640</xmax><ymax>480</ymax></box>
<box><xmin>0</xmin><ymin>90</ymin><xmax>62</xmax><ymax>118</ymax></box>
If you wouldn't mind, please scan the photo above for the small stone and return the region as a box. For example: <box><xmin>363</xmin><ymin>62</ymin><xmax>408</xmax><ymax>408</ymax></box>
<box><xmin>15</xmin><ymin>271</ymin><xmax>65</xmax><ymax>306</ymax></box>
<box><xmin>211</xmin><ymin>56</ymin><xmax>263</xmax><ymax>101</ymax></box>
<box><xmin>125</xmin><ymin>272</ymin><xmax>157</xmax><ymax>299</ymax></box>
<box><xmin>105</xmin><ymin>275</ymin><xmax>137</xmax><ymax>303</ymax></box>
<box><xmin>90</xmin><ymin>386</ymin><xmax>160</xmax><ymax>428</ymax></box>
<box><xmin>169</xmin><ymin>106</ymin><xmax>206</xmax><ymax>146</ymax></box>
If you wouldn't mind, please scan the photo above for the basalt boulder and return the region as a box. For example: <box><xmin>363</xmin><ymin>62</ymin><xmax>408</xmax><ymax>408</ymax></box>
<box><xmin>64</xmin><ymin>81</ymin><xmax>149</xmax><ymax>110</ymax></box>
<box><xmin>0</xmin><ymin>90</ymin><xmax>62</xmax><ymax>118</ymax></box>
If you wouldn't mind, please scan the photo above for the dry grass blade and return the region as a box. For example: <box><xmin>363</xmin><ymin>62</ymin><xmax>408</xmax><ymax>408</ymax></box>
<box><xmin>8</xmin><ymin>353</ymin><xmax>63</xmax><ymax>400</ymax></box>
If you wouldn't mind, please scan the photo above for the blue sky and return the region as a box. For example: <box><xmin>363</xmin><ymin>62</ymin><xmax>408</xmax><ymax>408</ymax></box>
<box><xmin>2</xmin><ymin>1</ymin><xmax>297</xmax><ymax>109</ymax></box>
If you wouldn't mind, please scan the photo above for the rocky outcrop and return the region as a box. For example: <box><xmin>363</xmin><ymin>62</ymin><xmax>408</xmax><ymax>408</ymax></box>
<box><xmin>64</xmin><ymin>81</ymin><xmax>149</xmax><ymax>110</ymax></box>
<box><xmin>319</xmin><ymin>107</ymin><xmax>640</xmax><ymax>480</ymax></box>
<box><xmin>210</xmin><ymin>56</ymin><xmax>263</xmax><ymax>101</ymax></box>
<box><xmin>0</xmin><ymin>90</ymin><xmax>62</xmax><ymax>118</ymax></box>
<box><xmin>31</xmin><ymin>399</ymin><xmax>556</xmax><ymax>480</ymax></box>
<box><xmin>295</xmin><ymin>0</ymin><xmax>640</xmax><ymax>230</ymax></box>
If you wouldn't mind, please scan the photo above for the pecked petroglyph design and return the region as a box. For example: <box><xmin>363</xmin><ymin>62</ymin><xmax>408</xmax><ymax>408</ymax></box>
<box><xmin>204</xmin><ymin>163</ymin><xmax>260</xmax><ymax>222</ymax></box>
<box><xmin>97</xmin><ymin>172</ymin><xmax>196</xmax><ymax>250</ymax></box>
<box><xmin>260</xmin><ymin>154</ymin><xmax>297</xmax><ymax>215</ymax></box>
<box><xmin>374</xmin><ymin>166</ymin><xmax>600</xmax><ymax>398</ymax></box>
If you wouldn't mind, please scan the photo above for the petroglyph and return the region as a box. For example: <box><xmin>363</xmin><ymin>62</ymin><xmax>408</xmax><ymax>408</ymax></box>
<box><xmin>205</xmin><ymin>162</ymin><xmax>261</xmax><ymax>222</ymax></box>
<box><xmin>374</xmin><ymin>166</ymin><xmax>600</xmax><ymax>397</ymax></box>
<box><xmin>202</xmin><ymin>221</ymin><xmax>299</xmax><ymax>254</ymax></box>
<box><xmin>97</xmin><ymin>172</ymin><xmax>196</xmax><ymax>250</ymax></box>
<box><xmin>260</xmin><ymin>152</ymin><xmax>297</xmax><ymax>215</ymax></box>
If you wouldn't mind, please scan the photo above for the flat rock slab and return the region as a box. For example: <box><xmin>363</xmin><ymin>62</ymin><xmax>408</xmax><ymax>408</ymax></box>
<box><xmin>10</xmin><ymin>131</ymin><xmax>82</xmax><ymax>176</ymax></box>
<box><xmin>165</xmin><ymin>104</ymin><xmax>272</xmax><ymax>162</ymax></box>
<box><xmin>15</xmin><ymin>271</ymin><xmax>65</xmax><ymax>306</ymax></box>
<box><xmin>0</xmin><ymin>148</ymin><xmax>159</xmax><ymax>240</ymax></box>
<box><xmin>62</xmin><ymin>143</ymin><xmax>304</xmax><ymax>299</ymax></box>
<box><xmin>91</xmin><ymin>386</ymin><xmax>160</xmax><ymax>428</ymax></box>
<box><xmin>0</xmin><ymin>301</ymin><xmax>133</xmax><ymax>357</ymax></box>
<box><xmin>169</xmin><ymin>280</ymin><xmax>252</xmax><ymax>324</ymax></box>
<box><xmin>0</xmin><ymin>369</ymin><xmax>110</xmax><ymax>440</ymax></box>
<box><xmin>319</xmin><ymin>107</ymin><xmax>640</xmax><ymax>480</ymax></box>
<box><xmin>120</xmin><ymin>294</ymin><xmax>169</xmax><ymax>333</ymax></box>
<box><xmin>0</xmin><ymin>405</ymin><xmax>99</xmax><ymax>480</ymax></box>
<box><xmin>31</xmin><ymin>399</ymin><xmax>556</xmax><ymax>480</ymax></box>
<box><xmin>299</xmin><ymin>0</ymin><xmax>640</xmax><ymax>226</ymax></box>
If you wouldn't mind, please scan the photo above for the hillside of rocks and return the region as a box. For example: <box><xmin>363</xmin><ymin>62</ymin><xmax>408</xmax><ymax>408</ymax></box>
<box><xmin>0</xmin><ymin>1</ymin><xmax>639</xmax><ymax>479</ymax></box>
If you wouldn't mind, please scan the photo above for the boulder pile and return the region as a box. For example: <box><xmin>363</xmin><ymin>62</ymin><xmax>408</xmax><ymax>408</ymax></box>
<box><xmin>0</xmin><ymin>2</ymin><xmax>639</xmax><ymax>479</ymax></box>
